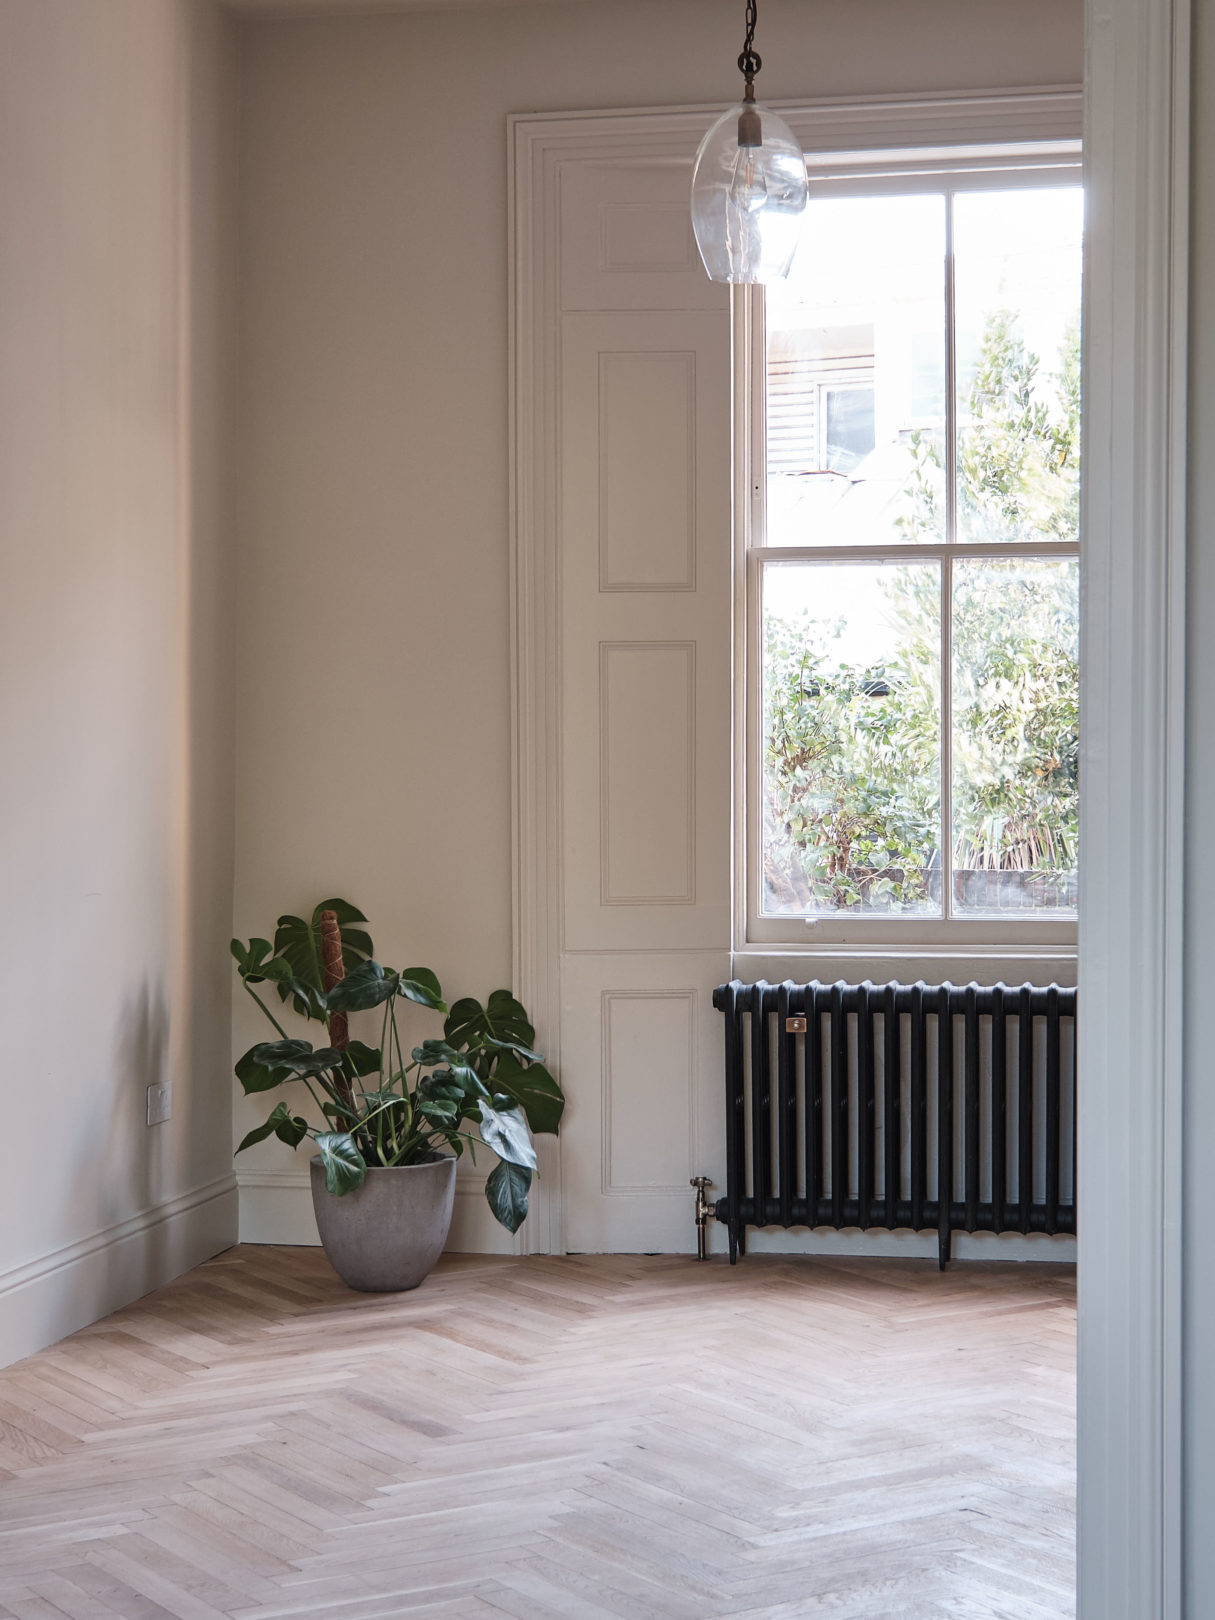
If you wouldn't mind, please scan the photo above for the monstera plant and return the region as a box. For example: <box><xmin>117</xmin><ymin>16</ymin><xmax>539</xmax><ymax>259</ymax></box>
<box><xmin>232</xmin><ymin>900</ymin><xmax>563</xmax><ymax>1238</ymax></box>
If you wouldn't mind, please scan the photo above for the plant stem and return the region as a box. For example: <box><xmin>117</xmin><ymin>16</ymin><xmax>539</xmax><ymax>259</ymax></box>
<box><xmin>380</xmin><ymin>998</ymin><xmax>392</xmax><ymax>1086</ymax></box>
<box><xmin>389</xmin><ymin>997</ymin><xmax>404</xmax><ymax>1094</ymax></box>
<box><xmin>297</xmin><ymin>1074</ymin><xmax>337</xmax><ymax>1122</ymax></box>
<box><xmin>244</xmin><ymin>981</ymin><xmax>290</xmax><ymax>1040</ymax></box>
<box><xmin>386</xmin><ymin>1127</ymin><xmax>482</xmax><ymax>1168</ymax></box>
<box><xmin>387</xmin><ymin>994</ymin><xmax>406</xmax><ymax>1159</ymax></box>
<box><xmin>349</xmin><ymin>1093</ymin><xmax>407</xmax><ymax>1136</ymax></box>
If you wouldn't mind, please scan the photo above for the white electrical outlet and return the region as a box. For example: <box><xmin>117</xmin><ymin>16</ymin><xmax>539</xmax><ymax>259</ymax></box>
<box><xmin>146</xmin><ymin>1082</ymin><xmax>172</xmax><ymax>1126</ymax></box>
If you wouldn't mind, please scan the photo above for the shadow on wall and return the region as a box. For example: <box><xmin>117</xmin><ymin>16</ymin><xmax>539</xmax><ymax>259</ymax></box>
<box><xmin>93</xmin><ymin>983</ymin><xmax>171</xmax><ymax>1297</ymax></box>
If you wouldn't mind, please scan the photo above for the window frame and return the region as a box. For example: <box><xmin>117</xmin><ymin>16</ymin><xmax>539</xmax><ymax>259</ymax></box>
<box><xmin>736</xmin><ymin>143</ymin><xmax>1084</xmax><ymax>953</ymax></box>
<box><xmin>819</xmin><ymin>376</ymin><xmax>876</xmax><ymax>471</ymax></box>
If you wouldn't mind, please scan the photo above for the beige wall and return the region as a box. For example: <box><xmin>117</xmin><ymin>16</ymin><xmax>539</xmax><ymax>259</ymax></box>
<box><xmin>232</xmin><ymin>0</ymin><xmax>1085</xmax><ymax>1237</ymax></box>
<box><xmin>0</xmin><ymin>0</ymin><xmax>238</xmax><ymax>1362</ymax></box>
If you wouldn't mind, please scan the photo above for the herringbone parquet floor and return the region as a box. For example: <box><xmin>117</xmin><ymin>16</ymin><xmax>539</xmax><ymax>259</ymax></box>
<box><xmin>0</xmin><ymin>1248</ymin><xmax>1076</xmax><ymax>1620</ymax></box>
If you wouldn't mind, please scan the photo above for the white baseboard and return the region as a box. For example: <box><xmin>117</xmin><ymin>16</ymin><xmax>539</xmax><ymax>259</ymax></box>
<box><xmin>237</xmin><ymin>1168</ymin><xmax>321</xmax><ymax>1246</ymax></box>
<box><xmin>237</xmin><ymin>1168</ymin><xmax>1074</xmax><ymax>1265</ymax></box>
<box><xmin>709</xmin><ymin>1225</ymin><xmax>1076</xmax><ymax>1264</ymax></box>
<box><xmin>0</xmin><ymin>1174</ymin><xmax>238</xmax><ymax>1369</ymax></box>
<box><xmin>237</xmin><ymin>1167</ymin><xmax>517</xmax><ymax>1253</ymax></box>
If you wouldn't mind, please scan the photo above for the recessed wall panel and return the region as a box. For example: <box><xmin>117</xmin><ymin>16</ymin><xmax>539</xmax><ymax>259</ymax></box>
<box><xmin>559</xmin><ymin>161</ymin><xmax>729</xmax><ymax>312</ymax></box>
<box><xmin>599</xmin><ymin>351</ymin><xmax>696</xmax><ymax>591</ymax></box>
<box><xmin>603</xmin><ymin>991</ymin><xmax>695</xmax><ymax>1192</ymax></box>
<box><xmin>601</xmin><ymin>203</ymin><xmax>698</xmax><ymax>273</ymax></box>
<box><xmin>600</xmin><ymin>641</ymin><xmax>695</xmax><ymax>905</ymax></box>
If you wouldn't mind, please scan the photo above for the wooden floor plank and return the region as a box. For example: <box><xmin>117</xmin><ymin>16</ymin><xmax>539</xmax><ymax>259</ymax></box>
<box><xmin>0</xmin><ymin>1249</ymin><xmax>1075</xmax><ymax>1617</ymax></box>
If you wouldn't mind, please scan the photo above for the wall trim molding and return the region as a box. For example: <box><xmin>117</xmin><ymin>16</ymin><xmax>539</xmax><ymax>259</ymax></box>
<box><xmin>236</xmin><ymin>1168</ymin><xmax>514</xmax><ymax>1253</ymax></box>
<box><xmin>1078</xmin><ymin>2</ymin><xmax>1190</xmax><ymax>1617</ymax></box>
<box><xmin>507</xmin><ymin>86</ymin><xmax>1083</xmax><ymax>151</ymax></box>
<box><xmin>236</xmin><ymin>1167</ymin><xmax>489</xmax><ymax>1196</ymax></box>
<box><xmin>0</xmin><ymin>1174</ymin><xmax>237</xmax><ymax>1369</ymax></box>
<box><xmin>509</xmin><ymin>83</ymin><xmax>1085</xmax><ymax>1261</ymax></box>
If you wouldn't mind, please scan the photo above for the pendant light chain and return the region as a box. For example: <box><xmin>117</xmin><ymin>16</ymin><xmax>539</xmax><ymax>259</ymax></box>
<box><xmin>738</xmin><ymin>0</ymin><xmax>762</xmax><ymax>84</ymax></box>
<box><xmin>690</xmin><ymin>0</ymin><xmax>807</xmax><ymax>283</ymax></box>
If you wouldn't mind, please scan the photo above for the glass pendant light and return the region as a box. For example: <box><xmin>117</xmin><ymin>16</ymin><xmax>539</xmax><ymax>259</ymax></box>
<box><xmin>690</xmin><ymin>0</ymin><xmax>808</xmax><ymax>284</ymax></box>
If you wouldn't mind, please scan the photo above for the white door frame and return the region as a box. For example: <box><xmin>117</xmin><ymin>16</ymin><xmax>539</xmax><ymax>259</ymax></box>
<box><xmin>1077</xmin><ymin>1</ymin><xmax>1189</xmax><ymax>1616</ymax></box>
<box><xmin>511</xmin><ymin>31</ymin><xmax>1191</xmax><ymax>1609</ymax></box>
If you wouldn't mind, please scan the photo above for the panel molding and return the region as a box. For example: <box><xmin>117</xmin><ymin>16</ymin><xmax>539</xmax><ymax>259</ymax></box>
<box><xmin>600</xmin><ymin>203</ymin><xmax>698</xmax><ymax>274</ymax></box>
<box><xmin>598</xmin><ymin>639</ymin><xmax>696</xmax><ymax>905</ymax></box>
<box><xmin>597</xmin><ymin>349</ymin><xmax>697</xmax><ymax>593</ymax></box>
<box><xmin>599</xmin><ymin>989</ymin><xmax>698</xmax><ymax>1194</ymax></box>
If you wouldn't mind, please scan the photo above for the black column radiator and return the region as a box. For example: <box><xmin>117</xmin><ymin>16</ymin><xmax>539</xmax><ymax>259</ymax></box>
<box><xmin>711</xmin><ymin>979</ymin><xmax>1077</xmax><ymax>1268</ymax></box>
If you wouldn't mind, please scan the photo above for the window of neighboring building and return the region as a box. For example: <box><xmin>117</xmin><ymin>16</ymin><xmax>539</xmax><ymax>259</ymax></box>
<box><xmin>743</xmin><ymin>157</ymin><xmax>1082</xmax><ymax>948</ymax></box>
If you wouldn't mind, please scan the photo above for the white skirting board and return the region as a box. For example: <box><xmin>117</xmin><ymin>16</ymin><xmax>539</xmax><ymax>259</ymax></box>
<box><xmin>236</xmin><ymin>1169</ymin><xmax>1073</xmax><ymax>1263</ymax></box>
<box><xmin>560</xmin><ymin>1228</ymin><xmax>1075</xmax><ymax>1262</ymax></box>
<box><xmin>237</xmin><ymin>1169</ymin><xmax>518</xmax><ymax>1254</ymax></box>
<box><xmin>0</xmin><ymin>1174</ymin><xmax>238</xmax><ymax>1370</ymax></box>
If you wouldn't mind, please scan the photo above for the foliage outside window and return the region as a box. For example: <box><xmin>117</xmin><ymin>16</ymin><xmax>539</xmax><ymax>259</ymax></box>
<box><xmin>753</xmin><ymin>179</ymin><xmax>1082</xmax><ymax>930</ymax></box>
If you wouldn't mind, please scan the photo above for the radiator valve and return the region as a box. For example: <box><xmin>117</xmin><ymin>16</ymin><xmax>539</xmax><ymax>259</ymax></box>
<box><xmin>691</xmin><ymin>1176</ymin><xmax>715</xmax><ymax>1261</ymax></box>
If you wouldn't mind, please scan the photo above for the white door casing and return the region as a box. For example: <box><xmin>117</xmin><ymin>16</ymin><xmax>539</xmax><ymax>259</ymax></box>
<box><xmin>1077</xmin><ymin>1</ymin><xmax>1189</xmax><ymax>1614</ymax></box>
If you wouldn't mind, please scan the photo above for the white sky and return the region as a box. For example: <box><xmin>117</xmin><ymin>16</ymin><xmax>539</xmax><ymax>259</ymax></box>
<box><xmin>764</xmin><ymin>561</ymin><xmax>935</xmax><ymax>671</ymax></box>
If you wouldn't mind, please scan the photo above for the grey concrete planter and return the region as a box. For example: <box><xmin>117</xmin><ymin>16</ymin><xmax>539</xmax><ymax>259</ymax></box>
<box><xmin>309</xmin><ymin>1154</ymin><xmax>456</xmax><ymax>1293</ymax></box>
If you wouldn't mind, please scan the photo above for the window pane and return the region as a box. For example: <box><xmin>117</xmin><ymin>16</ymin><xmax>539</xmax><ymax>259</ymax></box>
<box><xmin>951</xmin><ymin>558</ymin><xmax>1079</xmax><ymax>914</ymax></box>
<box><xmin>762</xmin><ymin>561</ymin><xmax>941</xmax><ymax>916</ymax></box>
<box><xmin>824</xmin><ymin>385</ymin><xmax>876</xmax><ymax>471</ymax></box>
<box><xmin>953</xmin><ymin>187</ymin><xmax>1083</xmax><ymax>547</ymax></box>
<box><xmin>765</xmin><ymin>195</ymin><xmax>946</xmax><ymax>548</ymax></box>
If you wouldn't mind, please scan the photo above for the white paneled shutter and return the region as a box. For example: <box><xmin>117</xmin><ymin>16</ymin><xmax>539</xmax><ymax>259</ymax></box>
<box><xmin>555</xmin><ymin>155</ymin><xmax>732</xmax><ymax>1252</ymax></box>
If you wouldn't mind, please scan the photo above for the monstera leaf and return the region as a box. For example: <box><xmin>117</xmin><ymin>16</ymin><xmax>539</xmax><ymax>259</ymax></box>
<box><xmin>236</xmin><ymin>1100</ymin><xmax>309</xmax><ymax>1154</ymax></box>
<box><xmin>444</xmin><ymin>991</ymin><xmax>559</xmax><ymax>1131</ymax></box>
<box><xmin>489</xmin><ymin>1052</ymin><xmax>564</xmax><ymax>1135</ymax></box>
<box><xmin>396</xmin><ymin>967</ymin><xmax>446</xmax><ymax>1010</ymax></box>
<box><xmin>343</xmin><ymin>1040</ymin><xmax>382</xmax><ymax>1077</ymax></box>
<box><xmin>272</xmin><ymin>899</ymin><xmax>374</xmax><ymax>1016</ymax></box>
<box><xmin>326</xmin><ymin>961</ymin><xmax>446</xmax><ymax>1015</ymax></box>
<box><xmin>230</xmin><ymin>938</ymin><xmax>294</xmax><ymax>985</ymax></box>
<box><xmin>412</xmin><ymin>1041</ymin><xmax>486</xmax><ymax>1096</ymax></box>
<box><xmin>477</xmin><ymin>1100</ymin><xmax>537</xmax><ymax>1171</ymax></box>
<box><xmin>324</xmin><ymin>960</ymin><xmax>397</xmax><ymax>1012</ymax></box>
<box><xmin>235</xmin><ymin>1038</ymin><xmax>311</xmax><ymax>1094</ymax></box>
<box><xmin>315</xmin><ymin>1132</ymin><xmax>367</xmax><ymax>1196</ymax></box>
<box><xmin>444</xmin><ymin>990</ymin><xmax>539</xmax><ymax>1060</ymax></box>
<box><xmin>485</xmin><ymin>1160</ymin><xmax>531</xmax><ymax>1232</ymax></box>
<box><xmin>235</xmin><ymin>1039</ymin><xmax>347</xmax><ymax>1094</ymax></box>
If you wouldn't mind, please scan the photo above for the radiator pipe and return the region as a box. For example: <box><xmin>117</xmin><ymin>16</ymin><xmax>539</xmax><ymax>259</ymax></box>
<box><xmin>691</xmin><ymin>1176</ymin><xmax>715</xmax><ymax>1261</ymax></box>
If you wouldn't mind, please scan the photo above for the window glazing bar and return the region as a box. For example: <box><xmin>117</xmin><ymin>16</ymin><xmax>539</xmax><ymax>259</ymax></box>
<box><xmin>749</xmin><ymin>541</ymin><xmax>1079</xmax><ymax>564</ymax></box>
<box><xmin>942</xmin><ymin>192</ymin><xmax>958</xmax><ymax>923</ymax></box>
